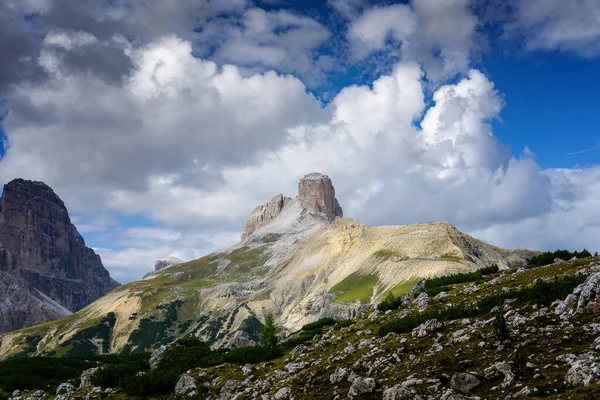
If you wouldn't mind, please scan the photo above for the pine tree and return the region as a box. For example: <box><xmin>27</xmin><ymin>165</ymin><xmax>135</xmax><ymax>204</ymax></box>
<box><xmin>261</xmin><ymin>313</ymin><xmax>278</xmax><ymax>348</ymax></box>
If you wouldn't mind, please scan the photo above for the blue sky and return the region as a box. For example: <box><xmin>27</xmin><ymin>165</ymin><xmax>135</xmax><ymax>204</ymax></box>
<box><xmin>0</xmin><ymin>0</ymin><xmax>599</xmax><ymax>282</ymax></box>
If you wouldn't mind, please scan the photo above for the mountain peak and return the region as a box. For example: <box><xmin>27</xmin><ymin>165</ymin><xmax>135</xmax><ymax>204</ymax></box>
<box><xmin>240</xmin><ymin>173</ymin><xmax>343</xmax><ymax>240</ymax></box>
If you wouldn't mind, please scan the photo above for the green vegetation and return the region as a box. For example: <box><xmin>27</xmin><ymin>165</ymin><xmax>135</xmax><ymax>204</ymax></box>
<box><xmin>493</xmin><ymin>311</ymin><xmax>509</xmax><ymax>340</ymax></box>
<box><xmin>53</xmin><ymin>312</ymin><xmax>116</xmax><ymax>357</ymax></box>
<box><xmin>379</xmin><ymin>273</ymin><xmax>586</xmax><ymax>336</ymax></box>
<box><xmin>439</xmin><ymin>253</ymin><xmax>463</xmax><ymax>262</ymax></box>
<box><xmin>261</xmin><ymin>313</ymin><xmax>279</xmax><ymax>348</ymax></box>
<box><xmin>301</xmin><ymin>318</ymin><xmax>336</xmax><ymax>331</ymax></box>
<box><xmin>0</xmin><ymin>353</ymin><xmax>150</xmax><ymax>393</ymax></box>
<box><xmin>281</xmin><ymin>317</ymin><xmax>338</xmax><ymax>349</ymax></box>
<box><xmin>527</xmin><ymin>249</ymin><xmax>592</xmax><ymax>268</ymax></box>
<box><xmin>329</xmin><ymin>273</ymin><xmax>378</xmax><ymax>304</ymax></box>
<box><xmin>424</xmin><ymin>265</ymin><xmax>498</xmax><ymax>290</ymax></box>
<box><xmin>222</xmin><ymin>246</ymin><xmax>269</xmax><ymax>277</ymax></box>
<box><xmin>374</xmin><ymin>249</ymin><xmax>407</xmax><ymax>260</ymax></box>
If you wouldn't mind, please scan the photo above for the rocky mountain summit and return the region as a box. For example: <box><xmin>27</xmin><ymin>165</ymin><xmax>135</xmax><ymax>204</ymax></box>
<box><xmin>0</xmin><ymin>179</ymin><xmax>119</xmax><ymax>333</ymax></box>
<box><xmin>0</xmin><ymin>173</ymin><xmax>536</xmax><ymax>359</ymax></box>
<box><xmin>154</xmin><ymin>257</ymin><xmax>184</xmax><ymax>273</ymax></box>
<box><xmin>241</xmin><ymin>173</ymin><xmax>342</xmax><ymax>240</ymax></box>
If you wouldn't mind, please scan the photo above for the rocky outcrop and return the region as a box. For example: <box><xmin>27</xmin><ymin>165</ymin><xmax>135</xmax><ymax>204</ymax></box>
<box><xmin>0</xmin><ymin>179</ymin><xmax>119</xmax><ymax>333</ymax></box>
<box><xmin>241</xmin><ymin>173</ymin><xmax>342</xmax><ymax>240</ymax></box>
<box><xmin>155</xmin><ymin>257</ymin><xmax>184</xmax><ymax>272</ymax></box>
<box><xmin>298</xmin><ymin>173</ymin><xmax>343</xmax><ymax>221</ymax></box>
<box><xmin>241</xmin><ymin>194</ymin><xmax>292</xmax><ymax>240</ymax></box>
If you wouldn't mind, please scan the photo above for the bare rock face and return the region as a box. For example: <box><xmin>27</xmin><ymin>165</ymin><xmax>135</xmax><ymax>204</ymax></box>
<box><xmin>155</xmin><ymin>257</ymin><xmax>184</xmax><ymax>272</ymax></box>
<box><xmin>0</xmin><ymin>179</ymin><xmax>119</xmax><ymax>333</ymax></box>
<box><xmin>298</xmin><ymin>173</ymin><xmax>343</xmax><ymax>221</ymax></box>
<box><xmin>241</xmin><ymin>194</ymin><xmax>292</xmax><ymax>240</ymax></box>
<box><xmin>240</xmin><ymin>173</ymin><xmax>343</xmax><ymax>240</ymax></box>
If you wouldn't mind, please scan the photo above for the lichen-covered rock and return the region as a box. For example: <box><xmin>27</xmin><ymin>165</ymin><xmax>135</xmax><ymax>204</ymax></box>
<box><xmin>175</xmin><ymin>373</ymin><xmax>197</xmax><ymax>395</ymax></box>
<box><xmin>450</xmin><ymin>373</ymin><xmax>480</xmax><ymax>394</ymax></box>
<box><xmin>348</xmin><ymin>376</ymin><xmax>376</xmax><ymax>397</ymax></box>
<box><xmin>285</xmin><ymin>361</ymin><xmax>308</xmax><ymax>374</ymax></box>
<box><xmin>382</xmin><ymin>385</ymin><xmax>424</xmax><ymax>400</ymax></box>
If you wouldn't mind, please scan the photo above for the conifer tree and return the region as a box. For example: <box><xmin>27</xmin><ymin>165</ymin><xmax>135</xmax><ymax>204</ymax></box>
<box><xmin>261</xmin><ymin>313</ymin><xmax>278</xmax><ymax>348</ymax></box>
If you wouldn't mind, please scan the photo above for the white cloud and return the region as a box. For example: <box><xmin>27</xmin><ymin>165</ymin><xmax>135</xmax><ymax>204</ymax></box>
<box><xmin>507</xmin><ymin>0</ymin><xmax>600</xmax><ymax>56</ymax></box>
<box><xmin>347</xmin><ymin>0</ymin><xmax>479</xmax><ymax>81</ymax></box>
<box><xmin>348</xmin><ymin>4</ymin><xmax>416</xmax><ymax>58</ymax></box>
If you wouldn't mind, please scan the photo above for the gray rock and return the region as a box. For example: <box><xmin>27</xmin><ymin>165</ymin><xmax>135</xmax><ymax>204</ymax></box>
<box><xmin>383</xmin><ymin>385</ymin><xmax>424</xmax><ymax>399</ymax></box>
<box><xmin>412</xmin><ymin>319</ymin><xmax>443</xmax><ymax>337</ymax></box>
<box><xmin>56</xmin><ymin>382</ymin><xmax>75</xmax><ymax>395</ymax></box>
<box><xmin>149</xmin><ymin>344</ymin><xmax>168</xmax><ymax>370</ymax></box>
<box><xmin>484</xmin><ymin>362</ymin><xmax>514</xmax><ymax>388</ymax></box>
<box><xmin>285</xmin><ymin>361</ymin><xmax>308</xmax><ymax>374</ymax></box>
<box><xmin>290</xmin><ymin>345</ymin><xmax>308</xmax><ymax>355</ymax></box>
<box><xmin>414</xmin><ymin>293</ymin><xmax>431</xmax><ymax>309</ymax></box>
<box><xmin>273</xmin><ymin>387</ymin><xmax>292</xmax><ymax>399</ymax></box>
<box><xmin>450</xmin><ymin>373</ymin><xmax>480</xmax><ymax>394</ymax></box>
<box><xmin>348</xmin><ymin>376</ymin><xmax>376</xmax><ymax>397</ymax></box>
<box><xmin>242</xmin><ymin>364</ymin><xmax>253</xmax><ymax>375</ymax></box>
<box><xmin>329</xmin><ymin>367</ymin><xmax>349</xmax><ymax>384</ymax></box>
<box><xmin>175</xmin><ymin>373</ymin><xmax>197</xmax><ymax>395</ymax></box>
<box><xmin>439</xmin><ymin>389</ymin><xmax>471</xmax><ymax>400</ymax></box>
<box><xmin>559</xmin><ymin>352</ymin><xmax>600</xmax><ymax>386</ymax></box>
<box><xmin>79</xmin><ymin>368</ymin><xmax>99</xmax><ymax>389</ymax></box>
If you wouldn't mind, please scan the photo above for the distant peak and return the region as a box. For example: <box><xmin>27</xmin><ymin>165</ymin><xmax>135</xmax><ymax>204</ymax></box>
<box><xmin>240</xmin><ymin>172</ymin><xmax>343</xmax><ymax>240</ymax></box>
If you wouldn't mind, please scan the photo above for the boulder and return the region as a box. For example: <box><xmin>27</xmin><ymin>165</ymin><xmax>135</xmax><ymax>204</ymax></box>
<box><xmin>450</xmin><ymin>373</ymin><xmax>480</xmax><ymax>394</ymax></box>
<box><xmin>348</xmin><ymin>376</ymin><xmax>376</xmax><ymax>397</ymax></box>
<box><xmin>273</xmin><ymin>387</ymin><xmax>292</xmax><ymax>399</ymax></box>
<box><xmin>174</xmin><ymin>373</ymin><xmax>196</xmax><ymax>395</ymax></box>
<box><xmin>329</xmin><ymin>367</ymin><xmax>349</xmax><ymax>384</ymax></box>
<box><xmin>382</xmin><ymin>385</ymin><xmax>424</xmax><ymax>400</ymax></box>
<box><xmin>79</xmin><ymin>368</ymin><xmax>99</xmax><ymax>389</ymax></box>
<box><xmin>149</xmin><ymin>344</ymin><xmax>168</xmax><ymax>370</ymax></box>
<box><xmin>56</xmin><ymin>383</ymin><xmax>75</xmax><ymax>395</ymax></box>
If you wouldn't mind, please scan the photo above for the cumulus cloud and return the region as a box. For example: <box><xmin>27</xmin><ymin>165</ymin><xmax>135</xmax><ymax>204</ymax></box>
<box><xmin>347</xmin><ymin>0</ymin><xmax>480</xmax><ymax>81</ymax></box>
<box><xmin>505</xmin><ymin>0</ymin><xmax>600</xmax><ymax>56</ymax></box>
<box><xmin>0</xmin><ymin>2</ymin><xmax>599</xmax><ymax>283</ymax></box>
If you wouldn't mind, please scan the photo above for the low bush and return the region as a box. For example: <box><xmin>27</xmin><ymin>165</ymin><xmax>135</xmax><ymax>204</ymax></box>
<box><xmin>377</xmin><ymin>293</ymin><xmax>403</xmax><ymax>312</ymax></box>
<box><xmin>301</xmin><ymin>318</ymin><xmax>336</xmax><ymax>331</ymax></box>
<box><xmin>479</xmin><ymin>264</ymin><xmax>500</xmax><ymax>275</ymax></box>
<box><xmin>334</xmin><ymin>319</ymin><xmax>355</xmax><ymax>329</ymax></box>
<box><xmin>425</xmin><ymin>286</ymin><xmax>450</xmax><ymax>297</ymax></box>
<box><xmin>379</xmin><ymin>273</ymin><xmax>586</xmax><ymax>337</ymax></box>
<box><xmin>527</xmin><ymin>249</ymin><xmax>592</xmax><ymax>268</ymax></box>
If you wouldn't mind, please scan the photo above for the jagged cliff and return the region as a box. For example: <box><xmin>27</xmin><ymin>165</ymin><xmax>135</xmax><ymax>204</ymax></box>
<box><xmin>0</xmin><ymin>174</ymin><xmax>537</xmax><ymax>358</ymax></box>
<box><xmin>0</xmin><ymin>179</ymin><xmax>119</xmax><ymax>333</ymax></box>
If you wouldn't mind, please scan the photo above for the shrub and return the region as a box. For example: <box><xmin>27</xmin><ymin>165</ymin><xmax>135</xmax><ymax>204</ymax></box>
<box><xmin>378</xmin><ymin>273</ymin><xmax>586</xmax><ymax>337</ymax></box>
<box><xmin>479</xmin><ymin>264</ymin><xmax>500</xmax><ymax>275</ymax></box>
<box><xmin>301</xmin><ymin>318</ymin><xmax>336</xmax><ymax>331</ymax></box>
<box><xmin>493</xmin><ymin>311</ymin><xmax>509</xmax><ymax>340</ymax></box>
<box><xmin>424</xmin><ymin>271</ymin><xmax>483</xmax><ymax>289</ymax></box>
<box><xmin>334</xmin><ymin>319</ymin><xmax>355</xmax><ymax>329</ymax></box>
<box><xmin>377</xmin><ymin>293</ymin><xmax>403</xmax><ymax>312</ymax></box>
<box><xmin>425</xmin><ymin>286</ymin><xmax>450</xmax><ymax>297</ymax></box>
<box><xmin>527</xmin><ymin>249</ymin><xmax>592</xmax><ymax>268</ymax></box>
<box><xmin>261</xmin><ymin>313</ymin><xmax>279</xmax><ymax>348</ymax></box>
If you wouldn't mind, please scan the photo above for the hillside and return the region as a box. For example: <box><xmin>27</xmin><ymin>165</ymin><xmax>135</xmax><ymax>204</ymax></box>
<box><xmin>0</xmin><ymin>174</ymin><xmax>536</xmax><ymax>359</ymax></box>
<box><xmin>2</xmin><ymin>255</ymin><xmax>599</xmax><ymax>400</ymax></box>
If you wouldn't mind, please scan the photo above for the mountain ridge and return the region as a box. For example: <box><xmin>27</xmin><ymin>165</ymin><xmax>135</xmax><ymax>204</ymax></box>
<box><xmin>0</xmin><ymin>174</ymin><xmax>537</xmax><ymax>359</ymax></box>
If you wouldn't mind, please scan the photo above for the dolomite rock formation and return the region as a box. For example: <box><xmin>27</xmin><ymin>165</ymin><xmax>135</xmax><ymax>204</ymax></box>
<box><xmin>0</xmin><ymin>179</ymin><xmax>119</xmax><ymax>333</ymax></box>
<box><xmin>241</xmin><ymin>173</ymin><xmax>342</xmax><ymax>240</ymax></box>
<box><xmin>298</xmin><ymin>172</ymin><xmax>343</xmax><ymax>221</ymax></box>
<box><xmin>241</xmin><ymin>194</ymin><xmax>292</xmax><ymax>240</ymax></box>
<box><xmin>155</xmin><ymin>257</ymin><xmax>184</xmax><ymax>272</ymax></box>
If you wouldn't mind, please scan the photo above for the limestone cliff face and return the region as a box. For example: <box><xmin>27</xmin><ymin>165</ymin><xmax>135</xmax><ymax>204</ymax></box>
<box><xmin>241</xmin><ymin>194</ymin><xmax>292</xmax><ymax>240</ymax></box>
<box><xmin>0</xmin><ymin>179</ymin><xmax>119</xmax><ymax>333</ymax></box>
<box><xmin>298</xmin><ymin>172</ymin><xmax>343</xmax><ymax>221</ymax></box>
<box><xmin>241</xmin><ymin>173</ymin><xmax>342</xmax><ymax>240</ymax></box>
